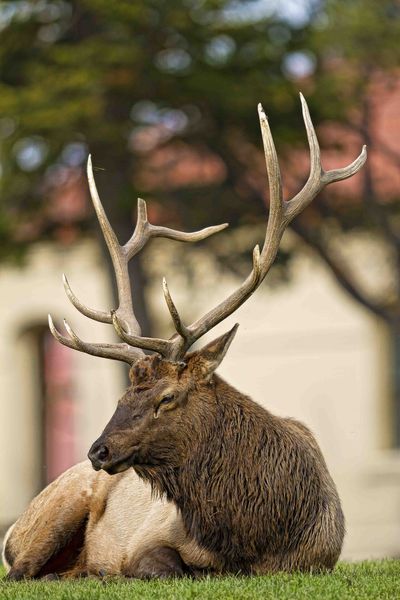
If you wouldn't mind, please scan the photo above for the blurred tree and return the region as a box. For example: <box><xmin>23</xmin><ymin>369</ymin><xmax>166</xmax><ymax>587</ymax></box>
<box><xmin>0</xmin><ymin>0</ymin><xmax>310</xmax><ymax>333</ymax></box>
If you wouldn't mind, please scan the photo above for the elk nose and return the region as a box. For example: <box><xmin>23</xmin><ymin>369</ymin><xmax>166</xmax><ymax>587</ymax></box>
<box><xmin>88</xmin><ymin>442</ymin><xmax>110</xmax><ymax>470</ymax></box>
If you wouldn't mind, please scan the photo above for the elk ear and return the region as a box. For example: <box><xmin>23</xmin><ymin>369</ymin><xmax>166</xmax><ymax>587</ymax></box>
<box><xmin>188</xmin><ymin>324</ymin><xmax>239</xmax><ymax>382</ymax></box>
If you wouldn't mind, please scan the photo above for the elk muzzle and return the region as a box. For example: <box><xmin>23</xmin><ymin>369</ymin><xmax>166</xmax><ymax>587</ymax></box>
<box><xmin>88</xmin><ymin>441</ymin><xmax>110</xmax><ymax>470</ymax></box>
<box><xmin>88</xmin><ymin>436</ymin><xmax>140</xmax><ymax>474</ymax></box>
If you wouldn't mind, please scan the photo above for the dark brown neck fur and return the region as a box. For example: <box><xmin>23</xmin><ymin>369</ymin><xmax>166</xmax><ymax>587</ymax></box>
<box><xmin>134</xmin><ymin>375</ymin><xmax>343</xmax><ymax>573</ymax></box>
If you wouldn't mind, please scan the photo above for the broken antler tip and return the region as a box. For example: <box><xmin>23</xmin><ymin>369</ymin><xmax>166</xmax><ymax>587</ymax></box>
<box><xmin>137</xmin><ymin>198</ymin><xmax>148</xmax><ymax>222</ymax></box>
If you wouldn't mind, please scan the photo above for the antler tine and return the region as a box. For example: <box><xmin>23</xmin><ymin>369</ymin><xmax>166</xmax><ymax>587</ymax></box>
<box><xmin>257</xmin><ymin>103</ymin><xmax>284</xmax><ymax>238</ymax></box>
<box><xmin>148</xmin><ymin>222</ymin><xmax>229</xmax><ymax>244</ymax></box>
<box><xmin>171</xmin><ymin>94</ymin><xmax>367</xmax><ymax>357</ymax></box>
<box><xmin>162</xmin><ymin>278</ymin><xmax>189</xmax><ymax>338</ymax></box>
<box><xmin>285</xmin><ymin>93</ymin><xmax>367</xmax><ymax>222</ymax></box>
<box><xmin>111</xmin><ymin>312</ymin><xmax>172</xmax><ymax>357</ymax></box>
<box><xmin>87</xmin><ymin>156</ymin><xmax>141</xmax><ymax>337</ymax></box>
<box><xmin>257</xmin><ymin>103</ymin><xmax>286</xmax><ymax>279</ymax></box>
<box><xmin>123</xmin><ymin>198</ymin><xmax>229</xmax><ymax>261</ymax></box>
<box><xmin>63</xmin><ymin>274</ymin><xmax>112</xmax><ymax>324</ymax></box>
<box><xmin>48</xmin><ymin>315</ymin><xmax>142</xmax><ymax>364</ymax></box>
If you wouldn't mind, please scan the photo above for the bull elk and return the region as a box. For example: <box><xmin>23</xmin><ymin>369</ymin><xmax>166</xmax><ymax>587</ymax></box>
<box><xmin>3</xmin><ymin>95</ymin><xmax>366</xmax><ymax>580</ymax></box>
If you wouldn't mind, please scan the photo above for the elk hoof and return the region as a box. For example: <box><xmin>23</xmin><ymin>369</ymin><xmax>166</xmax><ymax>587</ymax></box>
<box><xmin>6</xmin><ymin>567</ymin><xmax>29</xmax><ymax>581</ymax></box>
<box><xmin>125</xmin><ymin>545</ymin><xmax>186</xmax><ymax>579</ymax></box>
<box><xmin>40</xmin><ymin>573</ymin><xmax>60</xmax><ymax>581</ymax></box>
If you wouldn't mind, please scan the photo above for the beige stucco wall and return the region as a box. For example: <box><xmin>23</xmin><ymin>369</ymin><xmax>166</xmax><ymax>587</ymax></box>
<box><xmin>0</xmin><ymin>239</ymin><xmax>125</xmax><ymax>526</ymax></box>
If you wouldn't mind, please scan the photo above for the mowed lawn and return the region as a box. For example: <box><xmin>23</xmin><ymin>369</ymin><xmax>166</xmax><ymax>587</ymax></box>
<box><xmin>1</xmin><ymin>561</ymin><xmax>400</xmax><ymax>600</ymax></box>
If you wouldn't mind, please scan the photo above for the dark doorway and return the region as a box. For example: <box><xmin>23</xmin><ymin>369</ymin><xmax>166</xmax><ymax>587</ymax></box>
<box><xmin>30</xmin><ymin>324</ymin><xmax>76</xmax><ymax>487</ymax></box>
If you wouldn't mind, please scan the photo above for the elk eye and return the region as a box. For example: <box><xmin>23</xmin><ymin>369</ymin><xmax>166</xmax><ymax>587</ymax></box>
<box><xmin>154</xmin><ymin>394</ymin><xmax>175</xmax><ymax>419</ymax></box>
<box><xmin>159</xmin><ymin>394</ymin><xmax>174</xmax><ymax>405</ymax></box>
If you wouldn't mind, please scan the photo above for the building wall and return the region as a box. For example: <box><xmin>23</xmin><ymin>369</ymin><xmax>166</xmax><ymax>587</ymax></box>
<box><xmin>0</xmin><ymin>239</ymin><xmax>126</xmax><ymax>528</ymax></box>
<box><xmin>1</xmin><ymin>235</ymin><xmax>400</xmax><ymax>561</ymax></box>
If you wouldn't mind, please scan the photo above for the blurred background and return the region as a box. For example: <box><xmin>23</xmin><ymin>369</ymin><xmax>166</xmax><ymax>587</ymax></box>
<box><xmin>1</xmin><ymin>0</ymin><xmax>400</xmax><ymax>561</ymax></box>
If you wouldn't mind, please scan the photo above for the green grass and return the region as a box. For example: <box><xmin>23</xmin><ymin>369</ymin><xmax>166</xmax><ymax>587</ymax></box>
<box><xmin>1</xmin><ymin>561</ymin><xmax>399</xmax><ymax>599</ymax></box>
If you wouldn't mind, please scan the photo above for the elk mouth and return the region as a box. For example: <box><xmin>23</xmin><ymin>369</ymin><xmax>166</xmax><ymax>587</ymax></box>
<box><xmin>105</xmin><ymin>454</ymin><xmax>167</xmax><ymax>475</ymax></box>
<box><xmin>89</xmin><ymin>440</ymin><xmax>162</xmax><ymax>475</ymax></box>
<box><xmin>101</xmin><ymin>447</ymin><xmax>157</xmax><ymax>475</ymax></box>
<box><xmin>88</xmin><ymin>445</ymin><xmax>140</xmax><ymax>475</ymax></box>
<box><xmin>102</xmin><ymin>454</ymin><xmax>136</xmax><ymax>475</ymax></box>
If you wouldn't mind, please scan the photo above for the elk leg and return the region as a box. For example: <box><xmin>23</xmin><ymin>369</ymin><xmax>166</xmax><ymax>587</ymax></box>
<box><xmin>6</xmin><ymin>516</ymin><xmax>88</xmax><ymax>581</ymax></box>
<box><xmin>4</xmin><ymin>461</ymin><xmax>96</xmax><ymax>579</ymax></box>
<box><xmin>124</xmin><ymin>546</ymin><xmax>186</xmax><ymax>579</ymax></box>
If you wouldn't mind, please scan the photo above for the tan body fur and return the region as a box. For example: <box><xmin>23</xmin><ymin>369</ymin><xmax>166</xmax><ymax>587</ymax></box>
<box><xmin>3</xmin><ymin>460</ymin><xmax>213</xmax><ymax>578</ymax></box>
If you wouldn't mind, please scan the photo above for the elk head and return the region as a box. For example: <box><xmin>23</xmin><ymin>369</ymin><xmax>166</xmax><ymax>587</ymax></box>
<box><xmin>49</xmin><ymin>95</ymin><xmax>366</xmax><ymax>474</ymax></box>
<box><xmin>88</xmin><ymin>327</ymin><xmax>237</xmax><ymax>473</ymax></box>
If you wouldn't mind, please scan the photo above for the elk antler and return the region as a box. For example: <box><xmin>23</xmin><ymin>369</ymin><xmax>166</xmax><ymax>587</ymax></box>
<box><xmin>166</xmin><ymin>93</ymin><xmax>367</xmax><ymax>357</ymax></box>
<box><xmin>49</xmin><ymin>94</ymin><xmax>367</xmax><ymax>364</ymax></box>
<box><xmin>49</xmin><ymin>157</ymin><xmax>228</xmax><ymax>364</ymax></box>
